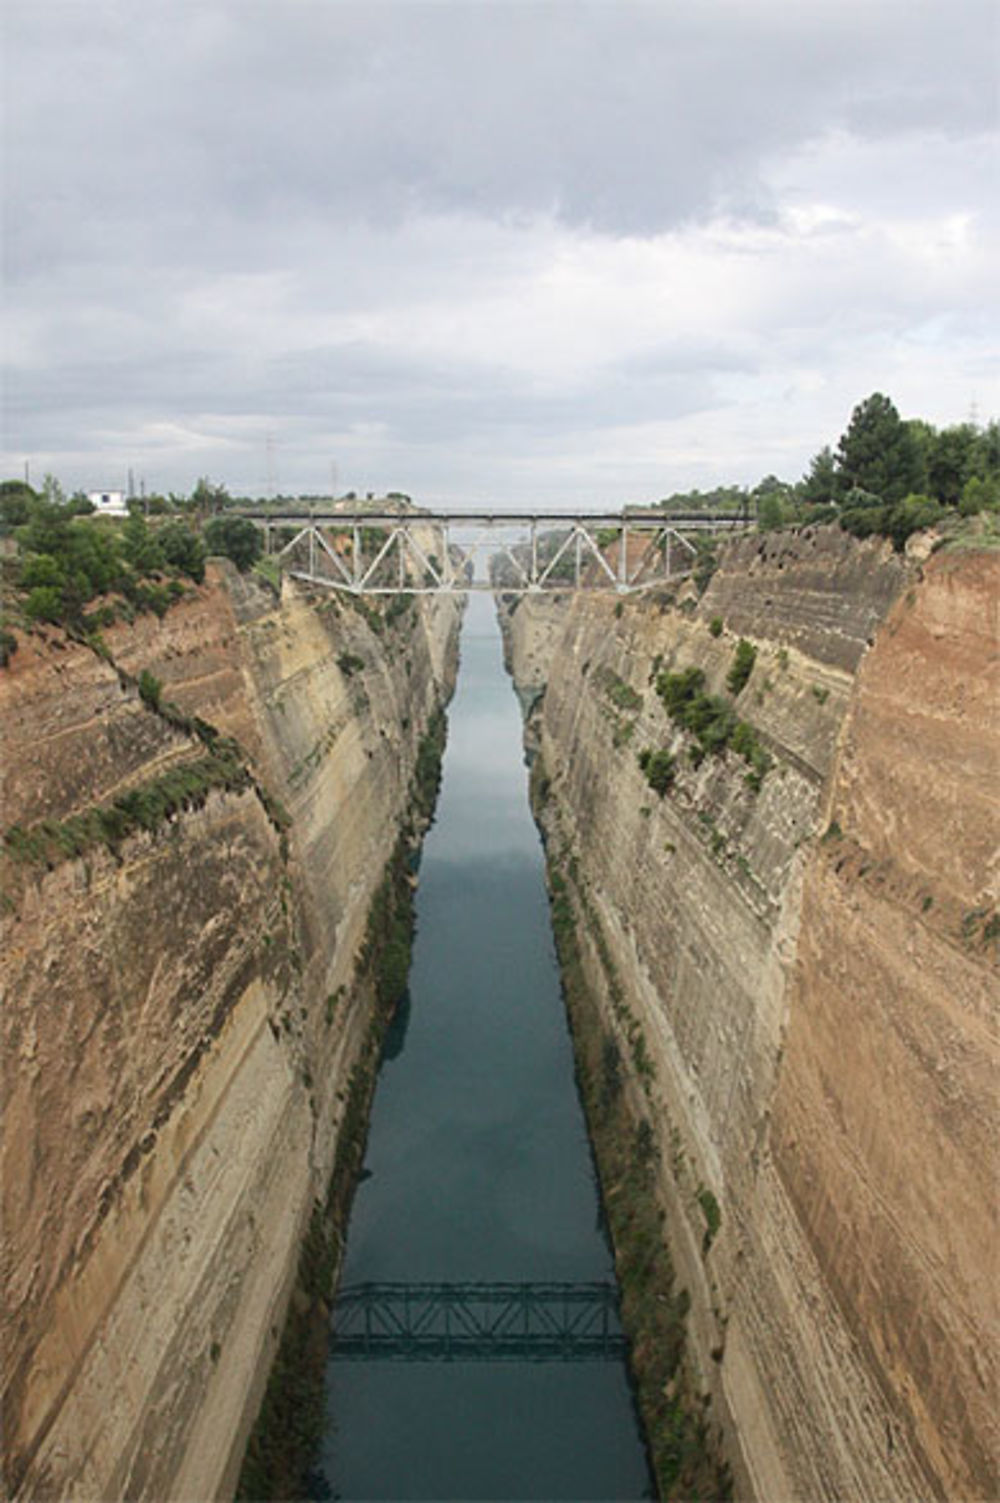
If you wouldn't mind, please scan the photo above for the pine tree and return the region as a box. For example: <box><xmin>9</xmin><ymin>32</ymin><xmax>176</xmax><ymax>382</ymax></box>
<box><xmin>835</xmin><ymin>393</ymin><xmax>925</xmax><ymax>505</ymax></box>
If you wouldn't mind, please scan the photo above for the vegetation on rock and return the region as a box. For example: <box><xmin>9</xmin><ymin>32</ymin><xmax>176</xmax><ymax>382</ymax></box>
<box><xmin>638</xmin><ymin>746</ymin><xmax>676</xmax><ymax>796</ymax></box>
<box><xmin>725</xmin><ymin>639</ymin><xmax>756</xmax><ymax>697</ymax></box>
<box><xmin>539</xmin><ymin>817</ymin><xmax>732</xmax><ymax>1501</ymax></box>
<box><xmin>656</xmin><ymin>665</ymin><xmax>772</xmax><ymax>789</ymax></box>
<box><xmin>0</xmin><ymin>490</ymin><xmax>206</xmax><ymax>646</ymax></box>
<box><xmin>203</xmin><ymin>515</ymin><xmax>263</xmax><ymax>572</ymax></box>
<box><xmin>630</xmin><ymin>392</ymin><xmax>998</xmax><ymax>550</ymax></box>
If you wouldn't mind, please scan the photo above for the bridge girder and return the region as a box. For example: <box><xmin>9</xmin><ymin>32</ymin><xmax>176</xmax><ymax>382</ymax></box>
<box><xmin>330</xmin><ymin>1280</ymin><xmax>626</xmax><ymax>1362</ymax></box>
<box><xmin>237</xmin><ymin>510</ymin><xmax>751</xmax><ymax>595</ymax></box>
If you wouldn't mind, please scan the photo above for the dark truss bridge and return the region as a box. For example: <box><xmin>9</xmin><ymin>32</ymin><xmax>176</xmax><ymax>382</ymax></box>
<box><xmin>330</xmin><ymin>1280</ymin><xmax>627</xmax><ymax>1362</ymax></box>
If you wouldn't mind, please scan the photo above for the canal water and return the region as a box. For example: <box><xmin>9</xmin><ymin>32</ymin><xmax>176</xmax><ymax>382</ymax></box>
<box><xmin>318</xmin><ymin>594</ymin><xmax>651</xmax><ymax>1500</ymax></box>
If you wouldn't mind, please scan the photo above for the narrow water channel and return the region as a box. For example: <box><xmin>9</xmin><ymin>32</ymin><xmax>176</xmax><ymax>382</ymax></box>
<box><xmin>319</xmin><ymin>594</ymin><xmax>651</xmax><ymax>1500</ymax></box>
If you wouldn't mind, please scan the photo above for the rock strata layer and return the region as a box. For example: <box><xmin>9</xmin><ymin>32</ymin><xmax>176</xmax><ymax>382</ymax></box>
<box><xmin>1</xmin><ymin>566</ymin><xmax>461</xmax><ymax>1501</ymax></box>
<box><xmin>502</xmin><ymin>528</ymin><xmax>997</xmax><ymax>1502</ymax></box>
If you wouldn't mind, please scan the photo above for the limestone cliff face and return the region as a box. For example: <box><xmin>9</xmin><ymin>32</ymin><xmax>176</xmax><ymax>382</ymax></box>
<box><xmin>1</xmin><ymin>565</ymin><xmax>461</xmax><ymax>1501</ymax></box>
<box><xmin>503</xmin><ymin>530</ymin><xmax>997</xmax><ymax>1502</ymax></box>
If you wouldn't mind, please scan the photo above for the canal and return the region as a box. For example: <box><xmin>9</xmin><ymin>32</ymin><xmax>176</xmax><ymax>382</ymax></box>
<box><xmin>318</xmin><ymin>594</ymin><xmax>652</xmax><ymax>1499</ymax></box>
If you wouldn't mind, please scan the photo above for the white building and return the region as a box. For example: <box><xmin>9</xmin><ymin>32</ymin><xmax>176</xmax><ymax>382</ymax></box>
<box><xmin>88</xmin><ymin>490</ymin><xmax>129</xmax><ymax>517</ymax></box>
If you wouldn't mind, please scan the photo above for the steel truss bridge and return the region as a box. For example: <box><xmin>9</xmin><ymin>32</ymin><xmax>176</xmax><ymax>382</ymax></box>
<box><xmin>330</xmin><ymin>1280</ymin><xmax>626</xmax><ymax>1362</ymax></box>
<box><xmin>240</xmin><ymin>509</ymin><xmax>752</xmax><ymax>595</ymax></box>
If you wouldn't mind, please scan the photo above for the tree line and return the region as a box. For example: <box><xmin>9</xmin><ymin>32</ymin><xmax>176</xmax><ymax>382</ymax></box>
<box><xmin>0</xmin><ymin>477</ymin><xmax>264</xmax><ymax>661</ymax></box>
<box><xmin>651</xmin><ymin>393</ymin><xmax>999</xmax><ymax>548</ymax></box>
<box><xmin>2</xmin><ymin>393</ymin><xmax>997</xmax><ymax>661</ymax></box>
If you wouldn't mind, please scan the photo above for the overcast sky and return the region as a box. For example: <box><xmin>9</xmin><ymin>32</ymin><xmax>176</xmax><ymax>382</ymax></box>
<box><xmin>2</xmin><ymin>1</ymin><xmax>997</xmax><ymax>507</ymax></box>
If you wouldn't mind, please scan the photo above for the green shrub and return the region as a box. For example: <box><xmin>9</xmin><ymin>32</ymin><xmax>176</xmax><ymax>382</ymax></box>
<box><xmin>598</xmin><ymin>668</ymin><xmax>642</xmax><ymax>712</ymax></box>
<box><xmin>656</xmin><ymin>663</ymin><xmax>772</xmax><ymax>790</ymax></box>
<box><xmin>708</xmin><ymin>616</ymin><xmax>723</xmax><ymax>637</ymax></box>
<box><xmin>638</xmin><ymin>747</ymin><xmax>676</xmax><ymax>796</ymax></box>
<box><xmin>600</xmin><ymin>1036</ymin><xmax>622</xmax><ymax>1106</ymax></box>
<box><xmin>253</xmin><ymin>555</ymin><xmax>281</xmax><ymax>592</ymax></box>
<box><xmin>656</xmin><ymin>664</ymin><xmax>705</xmax><ymax>718</ymax></box>
<box><xmin>413</xmin><ymin>708</ymin><xmax>447</xmax><ymax>820</ymax></box>
<box><xmin>385</xmin><ymin>593</ymin><xmax>413</xmax><ymax>627</ymax></box>
<box><xmin>692</xmin><ymin>537</ymin><xmax>718</xmax><ymax>594</ymax></box>
<box><xmin>121</xmin><ymin>514</ymin><xmax>165</xmax><ymax>573</ymax></box>
<box><xmin>697</xmin><ymin>1188</ymin><xmax>722</xmax><ymax>1253</ymax></box>
<box><xmin>726</xmin><ymin>639</ymin><xmax>756</xmax><ymax>696</ymax></box>
<box><xmin>137</xmin><ymin>670</ymin><xmax>163</xmax><ymax>710</ymax></box>
<box><xmin>884</xmin><ymin>494</ymin><xmax>944</xmax><ymax>551</ymax></box>
<box><xmin>960</xmin><ymin>474</ymin><xmax>1000</xmax><ymax>516</ymax></box>
<box><xmin>158</xmin><ymin>520</ymin><xmax>206</xmax><ymax>582</ymax></box>
<box><xmin>840</xmin><ymin>503</ymin><xmax>888</xmax><ymax>540</ymax></box>
<box><xmin>24</xmin><ymin>586</ymin><xmax>64</xmax><ymax>623</ymax></box>
<box><xmin>0</xmin><ymin>628</ymin><xmax>17</xmax><ymax>666</ymax></box>
<box><xmin>131</xmin><ymin>581</ymin><xmax>172</xmax><ymax>617</ymax></box>
<box><xmin>337</xmin><ymin>652</ymin><xmax>364</xmax><ymax>676</ymax></box>
<box><xmin>3</xmin><ymin>747</ymin><xmax>251</xmax><ymax>869</ymax></box>
<box><xmin>634</xmin><ymin>1118</ymin><xmax>655</xmax><ymax>1164</ymax></box>
<box><xmin>203</xmin><ymin>515</ymin><xmax>263</xmax><ymax>572</ymax></box>
<box><xmin>20</xmin><ymin>552</ymin><xmax>65</xmax><ymax>590</ymax></box>
<box><xmin>728</xmin><ymin>721</ymin><xmax>756</xmax><ymax>760</ymax></box>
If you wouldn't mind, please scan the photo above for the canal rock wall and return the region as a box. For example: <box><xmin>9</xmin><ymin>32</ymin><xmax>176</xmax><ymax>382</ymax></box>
<box><xmin>502</xmin><ymin>528</ymin><xmax>998</xmax><ymax>1502</ymax></box>
<box><xmin>1</xmin><ymin>565</ymin><xmax>461</xmax><ymax>1501</ymax></box>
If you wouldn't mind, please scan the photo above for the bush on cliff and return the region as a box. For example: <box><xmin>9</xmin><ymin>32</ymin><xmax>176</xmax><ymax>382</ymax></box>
<box><xmin>638</xmin><ymin>747</ymin><xmax>676</xmax><ymax>796</ymax></box>
<box><xmin>203</xmin><ymin>515</ymin><xmax>262</xmax><ymax>572</ymax></box>
<box><xmin>655</xmin><ymin>665</ymin><xmax>772</xmax><ymax>789</ymax></box>
<box><xmin>725</xmin><ymin>639</ymin><xmax>756</xmax><ymax>697</ymax></box>
<box><xmin>3</xmin><ymin>747</ymin><xmax>250</xmax><ymax>868</ymax></box>
<box><xmin>839</xmin><ymin>491</ymin><xmax>946</xmax><ymax>552</ymax></box>
<box><xmin>157</xmin><ymin>520</ymin><xmax>206</xmax><ymax>582</ymax></box>
<box><xmin>7</xmin><ymin>496</ymin><xmax>206</xmax><ymax>633</ymax></box>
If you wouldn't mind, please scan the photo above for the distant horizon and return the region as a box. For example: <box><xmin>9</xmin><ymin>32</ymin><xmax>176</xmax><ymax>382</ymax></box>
<box><xmin>11</xmin><ymin>395</ymin><xmax>992</xmax><ymax>517</ymax></box>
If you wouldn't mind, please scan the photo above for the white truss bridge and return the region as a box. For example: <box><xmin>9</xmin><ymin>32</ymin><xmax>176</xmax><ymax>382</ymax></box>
<box><xmin>239</xmin><ymin>509</ymin><xmax>752</xmax><ymax>595</ymax></box>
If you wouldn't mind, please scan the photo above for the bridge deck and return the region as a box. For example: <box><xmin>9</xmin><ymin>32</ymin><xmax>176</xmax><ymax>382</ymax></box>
<box><xmin>237</xmin><ymin>509</ymin><xmax>750</xmax><ymax>529</ymax></box>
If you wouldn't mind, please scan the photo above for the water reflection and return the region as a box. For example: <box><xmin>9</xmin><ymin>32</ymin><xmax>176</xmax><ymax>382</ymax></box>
<box><xmin>381</xmin><ymin>988</ymin><xmax>411</xmax><ymax>1063</ymax></box>
<box><xmin>320</xmin><ymin>595</ymin><xmax>652</xmax><ymax>1500</ymax></box>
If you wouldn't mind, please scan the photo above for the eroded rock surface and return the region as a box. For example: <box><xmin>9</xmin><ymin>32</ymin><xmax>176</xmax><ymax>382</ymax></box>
<box><xmin>1</xmin><ymin>567</ymin><xmax>461</xmax><ymax>1501</ymax></box>
<box><xmin>503</xmin><ymin>529</ymin><xmax>997</xmax><ymax>1501</ymax></box>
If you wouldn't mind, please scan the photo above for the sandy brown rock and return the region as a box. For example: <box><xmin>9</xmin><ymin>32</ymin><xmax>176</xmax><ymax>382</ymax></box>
<box><xmin>772</xmin><ymin>549</ymin><xmax>999</xmax><ymax>1501</ymax></box>
<box><xmin>504</xmin><ymin>530</ymin><xmax>997</xmax><ymax>1501</ymax></box>
<box><xmin>1</xmin><ymin>569</ymin><xmax>461</xmax><ymax>1501</ymax></box>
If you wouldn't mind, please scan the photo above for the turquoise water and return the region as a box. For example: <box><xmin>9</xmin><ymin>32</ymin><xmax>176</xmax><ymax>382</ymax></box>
<box><xmin>318</xmin><ymin>594</ymin><xmax>651</xmax><ymax>1500</ymax></box>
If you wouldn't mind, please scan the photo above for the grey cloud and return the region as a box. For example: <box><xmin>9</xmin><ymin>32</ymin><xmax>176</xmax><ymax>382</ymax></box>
<box><xmin>5</xmin><ymin>0</ymin><xmax>995</xmax><ymax>273</ymax></box>
<box><xmin>2</xmin><ymin>0</ymin><xmax>997</xmax><ymax>501</ymax></box>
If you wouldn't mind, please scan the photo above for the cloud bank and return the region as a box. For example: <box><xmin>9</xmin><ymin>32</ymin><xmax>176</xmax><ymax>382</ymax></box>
<box><xmin>3</xmin><ymin>0</ymin><xmax>997</xmax><ymax>504</ymax></box>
